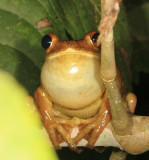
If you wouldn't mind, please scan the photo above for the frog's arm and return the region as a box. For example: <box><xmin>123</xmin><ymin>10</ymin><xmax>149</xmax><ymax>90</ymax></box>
<box><xmin>34</xmin><ymin>87</ymin><xmax>60</xmax><ymax>149</ymax></box>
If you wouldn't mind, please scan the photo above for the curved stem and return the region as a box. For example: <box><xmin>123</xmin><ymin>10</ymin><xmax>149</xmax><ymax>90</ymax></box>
<box><xmin>104</xmin><ymin>81</ymin><xmax>133</xmax><ymax>135</ymax></box>
<box><xmin>99</xmin><ymin>0</ymin><xmax>133</xmax><ymax>135</ymax></box>
<box><xmin>100</xmin><ymin>31</ymin><xmax>116</xmax><ymax>81</ymax></box>
<box><xmin>109</xmin><ymin>150</ymin><xmax>127</xmax><ymax>160</ymax></box>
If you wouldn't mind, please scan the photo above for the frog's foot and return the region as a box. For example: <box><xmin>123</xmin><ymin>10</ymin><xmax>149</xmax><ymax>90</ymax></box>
<box><xmin>50</xmin><ymin>115</ymin><xmax>97</xmax><ymax>152</ymax></box>
<box><xmin>126</xmin><ymin>93</ymin><xmax>137</xmax><ymax>114</ymax></box>
<box><xmin>46</xmin><ymin>123</ymin><xmax>81</xmax><ymax>152</ymax></box>
<box><xmin>86</xmin><ymin>99</ymin><xmax>111</xmax><ymax>149</ymax></box>
<box><xmin>47</xmin><ymin>127</ymin><xmax>61</xmax><ymax>149</ymax></box>
<box><xmin>73</xmin><ymin>98</ymin><xmax>111</xmax><ymax>149</ymax></box>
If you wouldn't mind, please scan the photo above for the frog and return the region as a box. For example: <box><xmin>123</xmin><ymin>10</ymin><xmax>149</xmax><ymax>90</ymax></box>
<box><xmin>34</xmin><ymin>31</ymin><xmax>149</xmax><ymax>159</ymax></box>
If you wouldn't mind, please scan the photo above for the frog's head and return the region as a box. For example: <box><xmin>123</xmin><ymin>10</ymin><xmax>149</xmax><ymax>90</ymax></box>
<box><xmin>40</xmin><ymin>31</ymin><xmax>105</xmax><ymax>110</ymax></box>
<box><xmin>41</xmin><ymin>31</ymin><xmax>100</xmax><ymax>57</ymax></box>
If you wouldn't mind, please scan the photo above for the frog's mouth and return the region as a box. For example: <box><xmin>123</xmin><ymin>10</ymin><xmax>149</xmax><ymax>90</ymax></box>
<box><xmin>46</xmin><ymin>48</ymin><xmax>99</xmax><ymax>58</ymax></box>
<box><xmin>53</xmin><ymin>98</ymin><xmax>102</xmax><ymax>119</ymax></box>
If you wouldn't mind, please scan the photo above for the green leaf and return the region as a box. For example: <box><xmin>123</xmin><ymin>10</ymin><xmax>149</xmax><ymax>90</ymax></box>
<box><xmin>0</xmin><ymin>9</ymin><xmax>44</xmax><ymax>68</ymax></box>
<box><xmin>0</xmin><ymin>44</ymin><xmax>40</xmax><ymax>94</ymax></box>
<box><xmin>0</xmin><ymin>71</ymin><xmax>58</xmax><ymax>160</ymax></box>
<box><xmin>0</xmin><ymin>0</ymin><xmax>133</xmax><ymax>94</ymax></box>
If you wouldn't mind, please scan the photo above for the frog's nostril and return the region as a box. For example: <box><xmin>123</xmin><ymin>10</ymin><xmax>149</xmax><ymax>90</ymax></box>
<box><xmin>41</xmin><ymin>35</ymin><xmax>52</xmax><ymax>49</ymax></box>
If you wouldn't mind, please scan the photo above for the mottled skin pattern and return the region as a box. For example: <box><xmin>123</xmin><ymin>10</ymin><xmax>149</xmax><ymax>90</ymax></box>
<box><xmin>34</xmin><ymin>31</ymin><xmax>149</xmax><ymax>159</ymax></box>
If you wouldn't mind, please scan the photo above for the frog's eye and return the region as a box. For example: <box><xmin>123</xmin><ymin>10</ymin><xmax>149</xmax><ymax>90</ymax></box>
<box><xmin>41</xmin><ymin>35</ymin><xmax>52</xmax><ymax>49</ymax></box>
<box><xmin>90</xmin><ymin>32</ymin><xmax>100</xmax><ymax>47</ymax></box>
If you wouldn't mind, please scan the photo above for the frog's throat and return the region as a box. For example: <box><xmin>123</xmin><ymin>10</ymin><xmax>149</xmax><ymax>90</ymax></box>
<box><xmin>53</xmin><ymin>98</ymin><xmax>102</xmax><ymax>119</ymax></box>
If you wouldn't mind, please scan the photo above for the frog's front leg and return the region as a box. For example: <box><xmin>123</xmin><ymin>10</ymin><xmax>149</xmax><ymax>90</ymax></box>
<box><xmin>34</xmin><ymin>87</ymin><xmax>77</xmax><ymax>151</ymax></box>
<box><xmin>73</xmin><ymin>95</ymin><xmax>111</xmax><ymax>148</ymax></box>
<box><xmin>86</xmin><ymin>96</ymin><xmax>111</xmax><ymax>149</ymax></box>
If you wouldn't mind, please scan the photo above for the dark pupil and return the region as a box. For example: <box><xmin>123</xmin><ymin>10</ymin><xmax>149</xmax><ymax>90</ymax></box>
<box><xmin>92</xmin><ymin>32</ymin><xmax>99</xmax><ymax>42</ymax></box>
<box><xmin>41</xmin><ymin>35</ymin><xmax>52</xmax><ymax>49</ymax></box>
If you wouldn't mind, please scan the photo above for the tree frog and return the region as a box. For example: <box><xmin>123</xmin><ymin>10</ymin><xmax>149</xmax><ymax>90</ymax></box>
<box><xmin>34</xmin><ymin>31</ymin><xmax>137</xmax><ymax>153</ymax></box>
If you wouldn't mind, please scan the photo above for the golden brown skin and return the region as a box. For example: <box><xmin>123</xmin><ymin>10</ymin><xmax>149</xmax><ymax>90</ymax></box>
<box><xmin>41</xmin><ymin>32</ymin><xmax>105</xmax><ymax>111</ymax></box>
<box><xmin>34</xmin><ymin>31</ymin><xmax>132</xmax><ymax>152</ymax></box>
